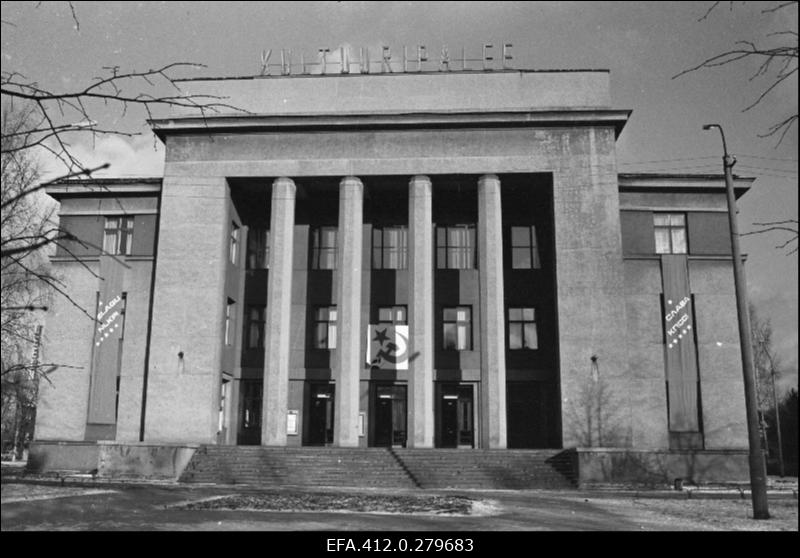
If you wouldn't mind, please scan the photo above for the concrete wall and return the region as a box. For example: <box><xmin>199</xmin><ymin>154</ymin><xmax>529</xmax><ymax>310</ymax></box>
<box><xmin>173</xmin><ymin>71</ymin><xmax>612</xmax><ymax>117</ymax></box>
<box><xmin>36</xmin><ymin>262</ymin><xmax>98</xmax><ymax>441</ymax></box>
<box><xmin>28</xmin><ymin>441</ymin><xmax>197</xmax><ymax>480</ymax></box>
<box><xmin>143</xmin><ymin>175</ymin><xmax>229</xmax><ymax>443</ymax></box>
<box><xmin>689</xmin><ymin>260</ymin><xmax>747</xmax><ymax>449</ymax></box>
<box><xmin>115</xmin><ymin>259</ymin><xmax>154</xmax><ymax>441</ymax></box>
<box><xmin>622</xmin><ymin>259</ymin><xmax>671</xmax><ymax>449</ymax></box>
<box><xmin>575</xmin><ymin>448</ymin><xmax>750</xmax><ymax>487</ymax></box>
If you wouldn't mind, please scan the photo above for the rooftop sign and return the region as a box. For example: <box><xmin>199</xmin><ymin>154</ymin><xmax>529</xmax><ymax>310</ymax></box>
<box><xmin>259</xmin><ymin>43</ymin><xmax>513</xmax><ymax>76</ymax></box>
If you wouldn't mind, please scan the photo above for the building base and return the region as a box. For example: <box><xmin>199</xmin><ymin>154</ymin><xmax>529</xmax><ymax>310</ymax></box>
<box><xmin>27</xmin><ymin>440</ymin><xmax>198</xmax><ymax>481</ymax></box>
<box><xmin>573</xmin><ymin>447</ymin><xmax>751</xmax><ymax>488</ymax></box>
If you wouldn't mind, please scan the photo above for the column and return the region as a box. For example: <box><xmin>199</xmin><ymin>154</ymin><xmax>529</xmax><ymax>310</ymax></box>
<box><xmin>478</xmin><ymin>174</ymin><xmax>507</xmax><ymax>448</ymax></box>
<box><xmin>334</xmin><ymin>176</ymin><xmax>364</xmax><ymax>447</ymax></box>
<box><xmin>408</xmin><ymin>175</ymin><xmax>434</xmax><ymax>448</ymax></box>
<box><xmin>262</xmin><ymin>177</ymin><xmax>296</xmax><ymax>446</ymax></box>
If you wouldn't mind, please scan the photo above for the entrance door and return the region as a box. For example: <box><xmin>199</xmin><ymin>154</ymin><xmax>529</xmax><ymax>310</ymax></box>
<box><xmin>237</xmin><ymin>379</ymin><xmax>262</xmax><ymax>445</ymax></box>
<box><xmin>373</xmin><ymin>385</ymin><xmax>407</xmax><ymax>447</ymax></box>
<box><xmin>308</xmin><ymin>383</ymin><xmax>335</xmax><ymax>446</ymax></box>
<box><xmin>439</xmin><ymin>384</ymin><xmax>474</xmax><ymax>448</ymax></box>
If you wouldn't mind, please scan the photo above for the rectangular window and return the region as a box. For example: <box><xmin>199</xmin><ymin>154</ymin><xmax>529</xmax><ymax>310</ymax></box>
<box><xmin>372</xmin><ymin>226</ymin><xmax>408</xmax><ymax>269</ymax></box>
<box><xmin>443</xmin><ymin>306</ymin><xmax>472</xmax><ymax>350</ymax></box>
<box><xmin>247</xmin><ymin>228</ymin><xmax>270</xmax><ymax>269</ymax></box>
<box><xmin>313</xmin><ymin>306</ymin><xmax>337</xmax><ymax>349</ymax></box>
<box><xmin>312</xmin><ymin>226</ymin><xmax>337</xmax><ymax>270</ymax></box>
<box><xmin>654</xmin><ymin>213</ymin><xmax>687</xmax><ymax>254</ymax></box>
<box><xmin>230</xmin><ymin>223</ymin><xmax>240</xmax><ymax>265</ymax></box>
<box><xmin>246</xmin><ymin>305</ymin><xmax>266</xmax><ymax>349</ymax></box>
<box><xmin>508</xmin><ymin>307</ymin><xmax>538</xmax><ymax>350</ymax></box>
<box><xmin>436</xmin><ymin>225</ymin><xmax>476</xmax><ymax>269</ymax></box>
<box><xmin>511</xmin><ymin>225</ymin><xmax>541</xmax><ymax>269</ymax></box>
<box><xmin>378</xmin><ymin>305</ymin><xmax>407</xmax><ymax>324</ymax></box>
<box><xmin>102</xmin><ymin>216</ymin><xmax>134</xmax><ymax>256</ymax></box>
<box><xmin>225</xmin><ymin>298</ymin><xmax>236</xmax><ymax>346</ymax></box>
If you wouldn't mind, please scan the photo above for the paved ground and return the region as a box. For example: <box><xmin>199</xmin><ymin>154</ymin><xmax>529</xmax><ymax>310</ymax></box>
<box><xmin>2</xmin><ymin>477</ymin><xmax>797</xmax><ymax>535</ymax></box>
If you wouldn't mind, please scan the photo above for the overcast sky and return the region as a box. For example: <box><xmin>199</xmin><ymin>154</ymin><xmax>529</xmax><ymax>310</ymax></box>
<box><xmin>2</xmin><ymin>1</ymin><xmax>797</xmax><ymax>392</ymax></box>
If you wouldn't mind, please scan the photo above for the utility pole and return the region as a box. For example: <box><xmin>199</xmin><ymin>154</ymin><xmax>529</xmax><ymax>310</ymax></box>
<box><xmin>703</xmin><ymin>124</ymin><xmax>769</xmax><ymax>519</ymax></box>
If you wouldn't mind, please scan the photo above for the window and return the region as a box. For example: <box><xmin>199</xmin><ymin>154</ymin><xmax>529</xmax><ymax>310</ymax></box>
<box><xmin>312</xmin><ymin>227</ymin><xmax>337</xmax><ymax>269</ymax></box>
<box><xmin>378</xmin><ymin>305</ymin><xmax>407</xmax><ymax>324</ymax></box>
<box><xmin>510</xmin><ymin>225</ymin><xmax>541</xmax><ymax>269</ymax></box>
<box><xmin>246</xmin><ymin>305</ymin><xmax>266</xmax><ymax>349</ymax></box>
<box><xmin>103</xmin><ymin>217</ymin><xmax>134</xmax><ymax>256</ymax></box>
<box><xmin>247</xmin><ymin>228</ymin><xmax>270</xmax><ymax>269</ymax></box>
<box><xmin>230</xmin><ymin>223</ymin><xmax>240</xmax><ymax>265</ymax></box>
<box><xmin>373</xmin><ymin>226</ymin><xmax>408</xmax><ymax>269</ymax></box>
<box><xmin>225</xmin><ymin>298</ymin><xmax>236</xmax><ymax>346</ymax></box>
<box><xmin>443</xmin><ymin>306</ymin><xmax>472</xmax><ymax>350</ymax></box>
<box><xmin>437</xmin><ymin>225</ymin><xmax>476</xmax><ymax>269</ymax></box>
<box><xmin>313</xmin><ymin>306</ymin><xmax>337</xmax><ymax>349</ymax></box>
<box><xmin>508</xmin><ymin>307</ymin><xmax>538</xmax><ymax>350</ymax></box>
<box><xmin>654</xmin><ymin>213</ymin><xmax>687</xmax><ymax>254</ymax></box>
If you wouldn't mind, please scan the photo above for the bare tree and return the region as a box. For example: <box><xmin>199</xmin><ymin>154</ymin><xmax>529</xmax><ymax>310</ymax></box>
<box><xmin>741</xmin><ymin>219</ymin><xmax>799</xmax><ymax>255</ymax></box>
<box><xmin>1</xmin><ymin>4</ymin><xmax>245</xmax><ymax>454</ymax></box>
<box><xmin>1</xmin><ymin>3</ymin><xmax>244</xmax><ymax>256</ymax></box>
<box><xmin>749</xmin><ymin>303</ymin><xmax>786</xmax><ymax>475</ymax></box>
<box><xmin>673</xmin><ymin>1</ymin><xmax>798</xmax><ymax>146</ymax></box>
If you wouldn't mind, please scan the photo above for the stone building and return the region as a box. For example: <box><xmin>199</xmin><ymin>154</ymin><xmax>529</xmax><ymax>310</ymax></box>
<box><xmin>32</xmin><ymin>69</ymin><xmax>754</xmax><ymax>483</ymax></box>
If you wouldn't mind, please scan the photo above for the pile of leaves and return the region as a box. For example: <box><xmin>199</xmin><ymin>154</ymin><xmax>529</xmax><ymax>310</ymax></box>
<box><xmin>177</xmin><ymin>491</ymin><xmax>473</xmax><ymax>515</ymax></box>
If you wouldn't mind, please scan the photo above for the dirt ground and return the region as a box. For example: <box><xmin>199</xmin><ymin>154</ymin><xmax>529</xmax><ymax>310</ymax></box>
<box><xmin>2</xmin><ymin>481</ymin><xmax>797</xmax><ymax>532</ymax></box>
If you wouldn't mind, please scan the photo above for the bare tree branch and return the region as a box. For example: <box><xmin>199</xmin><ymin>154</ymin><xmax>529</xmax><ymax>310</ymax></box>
<box><xmin>675</xmin><ymin>1</ymin><xmax>799</xmax><ymax>146</ymax></box>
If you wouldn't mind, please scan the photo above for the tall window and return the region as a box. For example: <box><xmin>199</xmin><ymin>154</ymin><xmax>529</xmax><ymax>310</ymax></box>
<box><xmin>225</xmin><ymin>298</ymin><xmax>236</xmax><ymax>346</ymax></box>
<box><xmin>654</xmin><ymin>213</ymin><xmax>687</xmax><ymax>254</ymax></box>
<box><xmin>103</xmin><ymin>217</ymin><xmax>134</xmax><ymax>256</ymax></box>
<box><xmin>247</xmin><ymin>228</ymin><xmax>270</xmax><ymax>269</ymax></box>
<box><xmin>373</xmin><ymin>226</ymin><xmax>408</xmax><ymax>269</ymax></box>
<box><xmin>230</xmin><ymin>222</ymin><xmax>240</xmax><ymax>264</ymax></box>
<box><xmin>436</xmin><ymin>225</ymin><xmax>476</xmax><ymax>269</ymax></box>
<box><xmin>443</xmin><ymin>306</ymin><xmax>472</xmax><ymax>350</ymax></box>
<box><xmin>313</xmin><ymin>306</ymin><xmax>337</xmax><ymax>349</ymax></box>
<box><xmin>312</xmin><ymin>227</ymin><xmax>337</xmax><ymax>269</ymax></box>
<box><xmin>246</xmin><ymin>305</ymin><xmax>266</xmax><ymax>349</ymax></box>
<box><xmin>378</xmin><ymin>305</ymin><xmax>407</xmax><ymax>324</ymax></box>
<box><xmin>508</xmin><ymin>307</ymin><xmax>538</xmax><ymax>350</ymax></box>
<box><xmin>510</xmin><ymin>225</ymin><xmax>541</xmax><ymax>269</ymax></box>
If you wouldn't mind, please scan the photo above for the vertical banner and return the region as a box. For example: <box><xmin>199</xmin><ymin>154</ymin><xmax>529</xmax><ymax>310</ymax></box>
<box><xmin>87</xmin><ymin>254</ymin><xmax>127</xmax><ymax>424</ymax></box>
<box><xmin>367</xmin><ymin>325</ymin><xmax>409</xmax><ymax>370</ymax></box>
<box><xmin>660</xmin><ymin>254</ymin><xmax>699</xmax><ymax>432</ymax></box>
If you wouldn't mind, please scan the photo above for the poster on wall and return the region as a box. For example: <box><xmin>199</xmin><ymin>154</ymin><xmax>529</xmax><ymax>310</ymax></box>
<box><xmin>366</xmin><ymin>324</ymin><xmax>409</xmax><ymax>370</ymax></box>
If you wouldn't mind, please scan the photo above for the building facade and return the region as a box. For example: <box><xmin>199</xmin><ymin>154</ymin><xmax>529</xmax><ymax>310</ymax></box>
<box><xmin>35</xmin><ymin>71</ymin><xmax>753</xmax><ymax>461</ymax></box>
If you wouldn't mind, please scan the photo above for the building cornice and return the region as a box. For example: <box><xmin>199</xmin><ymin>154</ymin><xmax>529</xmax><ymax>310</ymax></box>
<box><xmin>618</xmin><ymin>173</ymin><xmax>753</xmax><ymax>199</ymax></box>
<box><xmin>149</xmin><ymin>109</ymin><xmax>631</xmax><ymax>141</ymax></box>
<box><xmin>46</xmin><ymin>178</ymin><xmax>162</xmax><ymax>200</ymax></box>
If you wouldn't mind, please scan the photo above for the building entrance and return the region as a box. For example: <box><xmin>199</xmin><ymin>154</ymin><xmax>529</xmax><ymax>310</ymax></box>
<box><xmin>307</xmin><ymin>383</ymin><xmax>335</xmax><ymax>446</ymax></box>
<box><xmin>373</xmin><ymin>385</ymin><xmax>407</xmax><ymax>447</ymax></box>
<box><xmin>439</xmin><ymin>384</ymin><xmax>474</xmax><ymax>448</ymax></box>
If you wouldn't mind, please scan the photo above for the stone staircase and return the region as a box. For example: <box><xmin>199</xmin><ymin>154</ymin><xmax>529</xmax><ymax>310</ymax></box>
<box><xmin>394</xmin><ymin>449</ymin><xmax>576</xmax><ymax>489</ymax></box>
<box><xmin>179</xmin><ymin>446</ymin><xmax>577</xmax><ymax>489</ymax></box>
<box><xmin>179</xmin><ymin>446</ymin><xmax>419</xmax><ymax>488</ymax></box>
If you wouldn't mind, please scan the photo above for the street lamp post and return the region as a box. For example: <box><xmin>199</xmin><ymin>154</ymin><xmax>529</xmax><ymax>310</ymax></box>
<box><xmin>703</xmin><ymin>123</ymin><xmax>769</xmax><ymax>519</ymax></box>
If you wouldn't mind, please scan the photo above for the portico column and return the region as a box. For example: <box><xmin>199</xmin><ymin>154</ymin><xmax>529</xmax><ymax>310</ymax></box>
<box><xmin>478</xmin><ymin>174</ymin><xmax>507</xmax><ymax>448</ymax></box>
<box><xmin>262</xmin><ymin>177</ymin><xmax>296</xmax><ymax>446</ymax></box>
<box><xmin>334</xmin><ymin>176</ymin><xmax>364</xmax><ymax>447</ymax></box>
<box><xmin>408</xmin><ymin>175</ymin><xmax>434</xmax><ymax>448</ymax></box>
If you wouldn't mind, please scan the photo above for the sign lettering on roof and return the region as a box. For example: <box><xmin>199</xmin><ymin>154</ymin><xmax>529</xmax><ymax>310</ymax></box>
<box><xmin>260</xmin><ymin>43</ymin><xmax>513</xmax><ymax>76</ymax></box>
